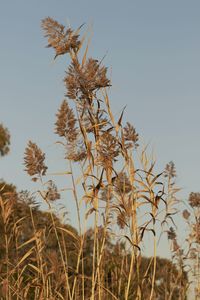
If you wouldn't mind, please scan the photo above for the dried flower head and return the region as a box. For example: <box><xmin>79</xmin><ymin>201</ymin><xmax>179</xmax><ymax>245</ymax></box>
<box><xmin>55</xmin><ymin>100</ymin><xmax>87</xmax><ymax>162</ymax></box>
<box><xmin>100</xmin><ymin>185</ymin><xmax>113</xmax><ymax>202</ymax></box>
<box><xmin>0</xmin><ymin>124</ymin><xmax>10</xmax><ymax>157</ymax></box>
<box><xmin>66</xmin><ymin>144</ymin><xmax>87</xmax><ymax>162</ymax></box>
<box><xmin>65</xmin><ymin>58</ymin><xmax>110</xmax><ymax>101</ymax></box>
<box><xmin>55</xmin><ymin>100</ymin><xmax>78</xmax><ymax>142</ymax></box>
<box><xmin>114</xmin><ymin>172</ymin><xmax>132</xmax><ymax>195</ymax></box>
<box><xmin>97</xmin><ymin>225</ymin><xmax>110</xmax><ymax>241</ymax></box>
<box><xmin>164</xmin><ymin>161</ymin><xmax>176</xmax><ymax>178</ymax></box>
<box><xmin>167</xmin><ymin>227</ymin><xmax>176</xmax><ymax>240</ymax></box>
<box><xmin>192</xmin><ymin>222</ymin><xmax>200</xmax><ymax>243</ymax></box>
<box><xmin>189</xmin><ymin>192</ymin><xmax>200</xmax><ymax>208</ymax></box>
<box><xmin>123</xmin><ymin>122</ymin><xmax>139</xmax><ymax>149</ymax></box>
<box><xmin>46</xmin><ymin>180</ymin><xmax>61</xmax><ymax>202</ymax></box>
<box><xmin>41</xmin><ymin>17</ymin><xmax>81</xmax><ymax>58</ymax></box>
<box><xmin>97</xmin><ymin>132</ymin><xmax>119</xmax><ymax>168</ymax></box>
<box><xmin>18</xmin><ymin>190</ymin><xmax>39</xmax><ymax>209</ymax></box>
<box><xmin>117</xmin><ymin>210</ymin><xmax>128</xmax><ymax>229</ymax></box>
<box><xmin>182</xmin><ymin>209</ymin><xmax>190</xmax><ymax>220</ymax></box>
<box><xmin>24</xmin><ymin>141</ymin><xmax>48</xmax><ymax>177</ymax></box>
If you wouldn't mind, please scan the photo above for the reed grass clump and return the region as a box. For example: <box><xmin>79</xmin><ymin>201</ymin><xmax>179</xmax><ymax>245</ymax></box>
<box><xmin>0</xmin><ymin>17</ymin><xmax>191</xmax><ymax>300</ymax></box>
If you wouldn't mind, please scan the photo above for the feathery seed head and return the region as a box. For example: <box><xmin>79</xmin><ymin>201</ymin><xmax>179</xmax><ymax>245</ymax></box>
<box><xmin>189</xmin><ymin>192</ymin><xmax>200</xmax><ymax>208</ymax></box>
<box><xmin>123</xmin><ymin>122</ymin><xmax>139</xmax><ymax>149</ymax></box>
<box><xmin>164</xmin><ymin>161</ymin><xmax>176</xmax><ymax>178</ymax></box>
<box><xmin>182</xmin><ymin>209</ymin><xmax>190</xmax><ymax>220</ymax></box>
<box><xmin>97</xmin><ymin>132</ymin><xmax>119</xmax><ymax>169</ymax></box>
<box><xmin>0</xmin><ymin>124</ymin><xmax>10</xmax><ymax>157</ymax></box>
<box><xmin>46</xmin><ymin>180</ymin><xmax>61</xmax><ymax>202</ymax></box>
<box><xmin>41</xmin><ymin>17</ymin><xmax>81</xmax><ymax>58</ymax></box>
<box><xmin>65</xmin><ymin>58</ymin><xmax>110</xmax><ymax>101</ymax></box>
<box><xmin>24</xmin><ymin>141</ymin><xmax>48</xmax><ymax>177</ymax></box>
<box><xmin>167</xmin><ymin>227</ymin><xmax>176</xmax><ymax>240</ymax></box>
<box><xmin>114</xmin><ymin>172</ymin><xmax>132</xmax><ymax>195</ymax></box>
<box><xmin>55</xmin><ymin>99</ymin><xmax>78</xmax><ymax>142</ymax></box>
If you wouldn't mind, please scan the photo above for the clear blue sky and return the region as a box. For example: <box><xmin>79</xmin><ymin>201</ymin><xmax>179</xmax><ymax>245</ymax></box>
<box><xmin>1</xmin><ymin>1</ymin><xmax>200</xmax><ymax>257</ymax></box>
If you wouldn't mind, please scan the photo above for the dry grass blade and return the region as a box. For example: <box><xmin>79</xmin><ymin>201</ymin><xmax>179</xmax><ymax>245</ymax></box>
<box><xmin>15</xmin><ymin>247</ymin><xmax>34</xmax><ymax>268</ymax></box>
<box><xmin>57</xmin><ymin>226</ymin><xmax>80</xmax><ymax>242</ymax></box>
<box><xmin>17</xmin><ymin>236</ymin><xmax>36</xmax><ymax>250</ymax></box>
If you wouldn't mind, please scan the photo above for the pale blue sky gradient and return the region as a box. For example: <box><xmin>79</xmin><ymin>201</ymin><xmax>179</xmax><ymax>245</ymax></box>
<box><xmin>1</xmin><ymin>1</ymin><xmax>200</xmax><ymax>258</ymax></box>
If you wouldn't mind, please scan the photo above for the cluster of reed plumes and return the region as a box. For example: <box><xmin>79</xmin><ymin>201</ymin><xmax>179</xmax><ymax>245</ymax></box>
<box><xmin>0</xmin><ymin>17</ymin><xmax>195</xmax><ymax>299</ymax></box>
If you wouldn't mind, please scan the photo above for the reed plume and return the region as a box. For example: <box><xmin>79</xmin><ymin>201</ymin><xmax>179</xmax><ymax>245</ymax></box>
<box><xmin>0</xmin><ymin>124</ymin><xmax>10</xmax><ymax>157</ymax></box>
<box><xmin>41</xmin><ymin>17</ymin><xmax>82</xmax><ymax>58</ymax></box>
<box><xmin>24</xmin><ymin>141</ymin><xmax>47</xmax><ymax>177</ymax></box>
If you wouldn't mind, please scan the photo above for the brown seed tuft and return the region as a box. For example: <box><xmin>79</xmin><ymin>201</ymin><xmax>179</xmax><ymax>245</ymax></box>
<box><xmin>46</xmin><ymin>180</ymin><xmax>61</xmax><ymax>202</ymax></box>
<box><xmin>167</xmin><ymin>227</ymin><xmax>176</xmax><ymax>240</ymax></box>
<box><xmin>55</xmin><ymin>99</ymin><xmax>78</xmax><ymax>142</ymax></box>
<box><xmin>24</xmin><ymin>141</ymin><xmax>48</xmax><ymax>177</ymax></box>
<box><xmin>66</xmin><ymin>144</ymin><xmax>87</xmax><ymax>162</ymax></box>
<box><xmin>117</xmin><ymin>210</ymin><xmax>128</xmax><ymax>229</ymax></box>
<box><xmin>0</xmin><ymin>124</ymin><xmax>10</xmax><ymax>157</ymax></box>
<box><xmin>114</xmin><ymin>172</ymin><xmax>132</xmax><ymax>195</ymax></box>
<box><xmin>164</xmin><ymin>161</ymin><xmax>176</xmax><ymax>178</ymax></box>
<box><xmin>123</xmin><ymin>122</ymin><xmax>139</xmax><ymax>149</ymax></box>
<box><xmin>41</xmin><ymin>17</ymin><xmax>81</xmax><ymax>58</ymax></box>
<box><xmin>188</xmin><ymin>192</ymin><xmax>200</xmax><ymax>208</ymax></box>
<box><xmin>182</xmin><ymin>209</ymin><xmax>190</xmax><ymax>220</ymax></box>
<box><xmin>65</xmin><ymin>58</ymin><xmax>110</xmax><ymax>101</ymax></box>
<box><xmin>97</xmin><ymin>132</ymin><xmax>119</xmax><ymax>168</ymax></box>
